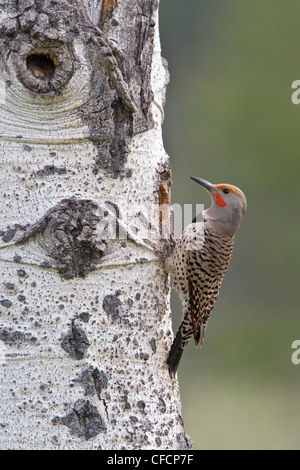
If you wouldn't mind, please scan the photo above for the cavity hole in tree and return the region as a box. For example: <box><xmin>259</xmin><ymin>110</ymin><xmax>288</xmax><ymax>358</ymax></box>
<box><xmin>26</xmin><ymin>53</ymin><xmax>56</xmax><ymax>80</ymax></box>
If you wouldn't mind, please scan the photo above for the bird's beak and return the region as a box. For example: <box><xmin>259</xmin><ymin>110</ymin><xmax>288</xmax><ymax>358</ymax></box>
<box><xmin>190</xmin><ymin>176</ymin><xmax>217</xmax><ymax>193</ymax></box>
<box><xmin>190</xmin><ymin>176</ymin><xmax>227</xmax><ymax>208</ymax></box>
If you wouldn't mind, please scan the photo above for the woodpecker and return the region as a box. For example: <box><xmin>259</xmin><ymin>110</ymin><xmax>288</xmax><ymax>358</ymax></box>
<box><xmin>165</xmin><ymin>177</ymin><xmax>247</xmax><ymax>377</ymax></box>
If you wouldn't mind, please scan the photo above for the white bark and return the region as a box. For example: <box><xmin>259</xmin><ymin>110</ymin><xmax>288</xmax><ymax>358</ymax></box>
<box><xmin>0</xmin><ymin>0</ymin><xmax>191</xmax><ymax>450</ymax></box>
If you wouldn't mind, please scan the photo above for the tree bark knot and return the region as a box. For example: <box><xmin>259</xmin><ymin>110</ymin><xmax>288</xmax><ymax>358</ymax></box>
<box><xmin>76</xmin><ymin>367</ymin><xmax>108</xmax><ymax>399</ymax></box>
<box><xmin>0</xmin><ymin>0</ymin><xmax>136</xmax><ymax>108</ymax></box>
<box><xmin>52</xmin><ymin>399</ymin><xmax>107</xmax><ymax>440</ymax></box>
<box><xmin>6</xmin><ymin>198</ymin><xmax>108</xmax><ymax>279</ymax></box>
<box><xmin>0</xmin><ymin>0</ymin><xmax>160</xmax><ymax>177</ymax></box>
<box><xmin>61</xmin><ymin>320</ymin><xmax>90</xmax><ymax>360</ymax></box>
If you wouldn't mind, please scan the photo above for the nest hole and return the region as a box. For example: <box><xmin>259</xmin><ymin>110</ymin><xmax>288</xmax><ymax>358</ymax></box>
<box><xmin>26</xmin><ymin>53</ymin><xmax>56</xmax><ymax>80</ymax></box>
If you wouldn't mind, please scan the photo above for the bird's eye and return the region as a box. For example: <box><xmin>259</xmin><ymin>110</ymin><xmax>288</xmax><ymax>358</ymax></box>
<box><xmin>223</xmin><ymin>188</ymin><xmax>230</xmax><ymax>194</ymax></box>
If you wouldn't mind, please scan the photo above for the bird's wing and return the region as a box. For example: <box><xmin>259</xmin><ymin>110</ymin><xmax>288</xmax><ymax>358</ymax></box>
<box><xmin>187</xmin><ymin>238</ymin><xmax>223</xmax><ymax>347</ymax></box>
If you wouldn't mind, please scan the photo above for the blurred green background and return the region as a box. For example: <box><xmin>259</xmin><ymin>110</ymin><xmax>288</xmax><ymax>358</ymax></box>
<box><xmin>159</xmin><ymin>0</ymin><xmax>300</xmax><ymax>450</ymax></box>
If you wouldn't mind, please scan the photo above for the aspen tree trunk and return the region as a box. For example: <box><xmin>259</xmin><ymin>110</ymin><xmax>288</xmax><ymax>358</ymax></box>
<box><xmin>0</xmin><ymin>0</ymin><xmax>191</xmax><ymax>450</ymax></box>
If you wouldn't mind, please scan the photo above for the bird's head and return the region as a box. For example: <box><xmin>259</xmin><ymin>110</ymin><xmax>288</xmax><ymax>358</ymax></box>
<box><xmin>190</xmin><ymin>176</ymin><xmax>247</xmax><ymax>237</ymax></box>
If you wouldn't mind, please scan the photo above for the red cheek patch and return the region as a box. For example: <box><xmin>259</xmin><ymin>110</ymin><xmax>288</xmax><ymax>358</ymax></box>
<box><xmin>216</xmin><ymin>193</ymin><xmax>227</xmax><ymax>207</ymax></box>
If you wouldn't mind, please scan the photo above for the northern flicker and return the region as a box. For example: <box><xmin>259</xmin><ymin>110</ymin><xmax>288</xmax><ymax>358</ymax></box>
<box><xmin>165</xmin><ymin>177</ymin><xmax>247</xmax><ymax>377</ymax></box>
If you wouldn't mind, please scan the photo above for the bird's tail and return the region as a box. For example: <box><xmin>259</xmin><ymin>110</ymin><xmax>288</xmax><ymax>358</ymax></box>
<box><xmin>167</xmin><ymin>330</ymin><xmax>184</xmax><ymax>378</ymax></box>
<box><xmin>167</xmin><ymin>323</ymin><xmax>193</xmax><ymax>378</ymax></box>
